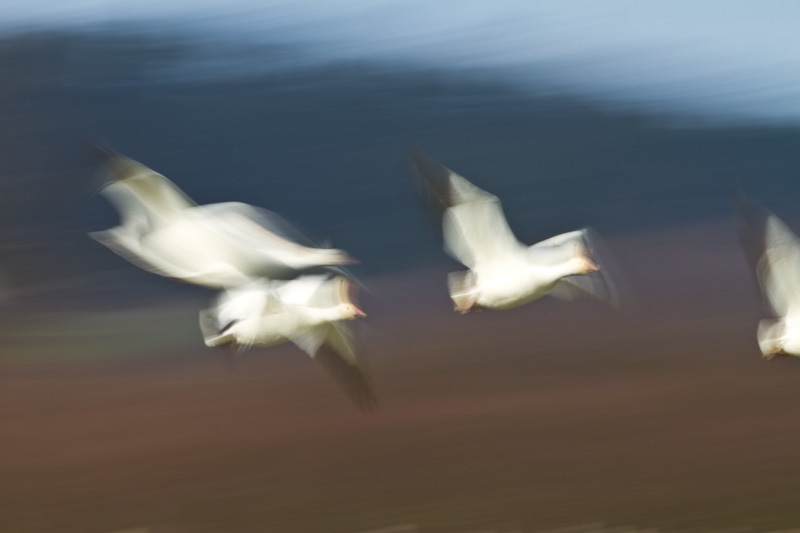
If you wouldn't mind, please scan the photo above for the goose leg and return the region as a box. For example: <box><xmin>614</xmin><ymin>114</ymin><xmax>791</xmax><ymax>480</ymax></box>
<box><xmin>455</xmin><ymin>297</ymin><xmax>482</xmax><ymax>314</ymax></box>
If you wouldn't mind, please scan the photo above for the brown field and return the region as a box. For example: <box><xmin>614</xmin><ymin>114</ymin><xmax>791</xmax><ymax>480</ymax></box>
<box><xmin>3</xmin><ymin>221</ymin><xmax>800</xmax><ymax>533</ymax></box>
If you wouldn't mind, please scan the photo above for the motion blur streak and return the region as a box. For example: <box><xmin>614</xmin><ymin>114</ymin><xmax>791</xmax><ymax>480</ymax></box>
<box><xmin>90</xmin><ymin>149</ymin><xmax>357</xmax><ymax>289</ymax></box>
<box><xmin>2</xmin><ymin>2</ymin><xmax>800</xmax><ymax>532</ymax></box>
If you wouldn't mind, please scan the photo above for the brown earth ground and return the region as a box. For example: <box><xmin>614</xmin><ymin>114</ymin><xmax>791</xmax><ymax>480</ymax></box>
<box><xmin>3</xmin><ymin>220</ymin><xmax>800</xmax><ymax>533</ymax></box>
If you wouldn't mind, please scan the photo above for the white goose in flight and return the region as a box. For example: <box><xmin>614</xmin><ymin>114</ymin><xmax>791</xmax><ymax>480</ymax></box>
<box><xmin>200</xmin><ymin>274</ymin><xmax>376</xmax><ymax>410</ymax></box>
<box><xmin>413</xmin><ymin>151</ymin><xmax>618</xmax><ymax>313</ymax></box>
<box><xmin>736</xmin><ymin>190</ymin><xmax>800</xmax><ymax>359</ymax></box>
<box><xmin>90</xmin><ymin>149</ymin><xmax>356</xmax><ymax>289</ymax></box>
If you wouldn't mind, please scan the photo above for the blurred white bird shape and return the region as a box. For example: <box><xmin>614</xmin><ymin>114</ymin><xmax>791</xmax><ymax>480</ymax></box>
<box><xmin>736</xmin><ymin>191</ymin><xmax>800</xmax><ymax>359</ymax></box>
<box><xmin>89</xmin><ymin>148</ymin><xmax>357</xmax><ymax>289</ymax></box>
<box><xmin>199</xmin><ymin>274</ymin><xmax>376</xmax><ymax>410</ymax></box>
<box><xmin>413</xmin><ymin>151</ymin><xmax>619</xmax><ymax>313</ymax></box>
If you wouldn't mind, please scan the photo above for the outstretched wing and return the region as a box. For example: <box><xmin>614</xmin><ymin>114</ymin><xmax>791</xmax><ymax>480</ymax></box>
<box><xmin>412</xmin><ymin>151</ymin><xmax>522</xmax><ymax>269</ymax></box>
<box><xmin>93</xmin><ymin>147</ymin><xmax>196</xmax><ymax>214</ymax></box>
<box><xmin>283</xmin><ymin>274</ymin><xmax>374</xmax><ymax>410</ymax></box>
<box><xmin>736</xmin><ymin>190</ymin><xmax>800</xmax><ymax>319</ymax></box>
<box><xmin>549</xmin><ymin>273</ymin><xmax>619</xmax><ymax>309</ymax></box>
<box><xmin>295</xmin><ymin>322</ymin><xmax>377</xmax><ymax>411</ymax></box>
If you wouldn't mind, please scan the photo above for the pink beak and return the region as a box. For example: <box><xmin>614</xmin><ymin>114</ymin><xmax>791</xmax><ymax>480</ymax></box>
<box><xmin>344</xmin><ymin>280</ymin><xmax>366</xmax><ymax>317</ymax></box>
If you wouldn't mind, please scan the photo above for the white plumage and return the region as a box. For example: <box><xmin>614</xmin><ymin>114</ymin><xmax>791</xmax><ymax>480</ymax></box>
<box><xmin>88</xmin><ymin>148</ymin><xmax>373</xmax><ymax>409</ymax></box>
<box><xmin>414</xmin><ymin>151</ymin><xmax>618</xmax><ymax>313</ymax></box>
<box><xmin>737</xmin><ymin>191</ymin><xmax>800</xmax><ymax>359</ymax></box>
<box><xmin>199</xmin><ymin>274</ymin><xmax>376</xmax><ymax>410</ymax></box>
<box><xmin>90</xmin><ymin>151</ymin><xmax>356</xmax><ymax>289</ymax></box>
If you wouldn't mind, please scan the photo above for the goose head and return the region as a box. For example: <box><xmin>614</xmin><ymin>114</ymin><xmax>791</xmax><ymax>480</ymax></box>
<box><xmin>561</xmin><ymin>248</ymin><xmax>599</xmax><ymax>276</ymax></box>
<box><xmin>572</xmin><ymin>256</ymin><xmax>599</xmax><ymax>276</ymax></box>
<box><xmin>337</xmin><ymin>302</ymin><xmax>367</xmax><ymax>320</ymax></box>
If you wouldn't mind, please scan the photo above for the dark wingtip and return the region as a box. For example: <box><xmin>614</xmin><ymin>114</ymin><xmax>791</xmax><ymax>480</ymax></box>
<box><xmin>406</xmin><ymin>141</ymin><xmax>426</xmax><ymax>163</ymax></box>
<box><xmin>83</xmin><ymin>142</ymin><xmax>124</xmax><ymax>193</ymax></box>
<box><xmin>731</xmin><ymin>185</ymin><xmax>768</xmax><ymax>223</ymax></box>
<box><xmin>732</xmin><ymin>187</ymin><xmax>769</xmax><ymax>230</ymax></box>
<box><xmin>85</xmin><ymin>142</ymin><xmax>136</xmax><ymax>192</ymax></box>
<box><xmin>315</xmin><ymin>345</ymin><xmax>379</xmax><ymax>413</ymax></box>
<box><xmin>731</xmin><ymin>185</ymin><xmax>750</xmax><ymax>211</ymax></box>
<box><xmin>86</xmin><ymin>143</ymin><xmax>148</xmax><ymax>185</ymax></box>
<box><xmin>86</xmin><ymin>142</ymin><xmax>119</xmax><ymax>162</ymax></box>
<box><xmin>358</xmin><ymin>393</ymin><xmax>379</xmax><ymax>413</ymax></box>
<box><xmin>732</xmin><ymin>187</ymin><xmax>774</xmax><ymax>306</ymax></box>
<box><xmin>410</xmin><ymin>148</ymin><xmax>443</xmax><ymax>180</ymax></box>
<box><xmin>351</xmin><ymin>381</ymin><xmax>379</xmax><ymax>413</ymax></box>
<box><xmin>409</xmin><ymin>146</ymin><xmax>428</xmax><ymax>167</ymax></box>
<box><xmin>346</xmin><ymin>371</ymin><xmax>380</xmax><ymax>414</ymax></box>
<box><xmin>410</xmin><ymin>148</ymin><xmax>458</xmax><ymax>209</ymax></box>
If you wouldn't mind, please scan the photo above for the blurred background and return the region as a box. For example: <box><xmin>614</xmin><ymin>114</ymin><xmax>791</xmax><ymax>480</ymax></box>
<box><xmin>1</xmin><ymin>1</ymin><xmax>800</xmax><ymax>532</ymax></box>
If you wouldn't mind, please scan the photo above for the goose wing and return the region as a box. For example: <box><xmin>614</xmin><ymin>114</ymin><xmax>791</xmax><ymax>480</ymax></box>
<box><xmin>293</xmin><ymin>321</ymin><xmax>377</xmax><ymax>411</ymax></box>
<box><xmin>412</xmin><ymin>151</ymin><xmax>522</xmax><ymax>269</ymax></box>
<box><xmin>94</xmin><ymin>148</ymin><xmax>196</xmax><ymax>215</ymax></box>
<box><xmin>284</xmin><ymin>275</ymin><xmax>375</xmax><ymax>410</ymax></box>
<box><xmin>736</xmin><ymin>191</ymin><xmax>800</xmax><ymax>320</ymax></box>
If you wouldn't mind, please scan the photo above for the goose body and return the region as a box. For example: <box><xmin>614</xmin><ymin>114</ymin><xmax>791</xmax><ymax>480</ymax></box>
<box><xmin>200</xmin><ymin>275</ymin><xmax>376</xmax><ymax>409</ymax></box>
<box><xmin>414</xmin><ymin>152</ymin><xmax>616</xmax><ymax>313</ymax></box>
<box><xmin>91</xmin><ymin>151</ymin><xmax>355</xmax><ymax>289</ymax></box>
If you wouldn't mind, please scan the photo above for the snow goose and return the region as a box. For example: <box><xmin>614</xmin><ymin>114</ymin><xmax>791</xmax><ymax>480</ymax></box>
<box><xmin>199</xmin><ymin>274</ymin><xmax>376</xmax><ymax>410</ymax></box>
<box><xmin>413</xmin><ymin>151</ymin><xmax>618</xmax><ymax>313</ymax></box>
<box><xmin>736</xmin><ymin>190</ymin><xmax>800</xmax><ymax>359</ymax></box>
<box><xmin>90</xmin><ymin>149</ymin><xmax>356</xmax><ymax>289</ymax></box>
